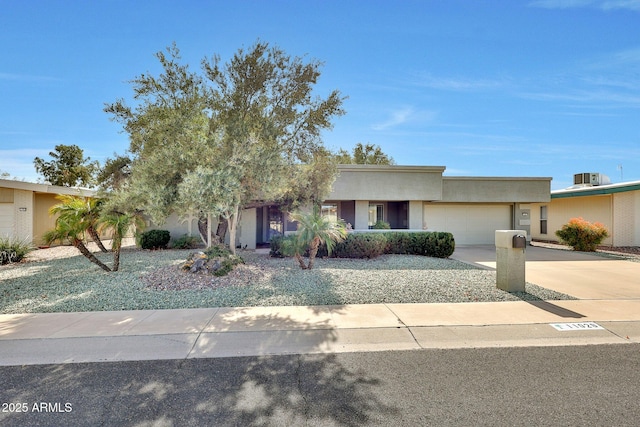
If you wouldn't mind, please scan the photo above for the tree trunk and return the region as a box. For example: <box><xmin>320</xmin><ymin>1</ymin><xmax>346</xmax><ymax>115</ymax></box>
<box><xmin>197</xmin><ymin>215</ymin><xmax>209</xmax><ymax>245</ymax></box>
<box><xmin>228</xmin><ymin>205</ymin><xmax>241</xmax><ymax>256</ymax></box>
<box><xmin>111</xmin><ymin>234</ymin><xmax>122</xmax><ymax>272</ymax></box>
<box><xmin>72</xmin><ymin>238</ymin><xmax>111</xmax><ymax>272</ymax></box>
<box><xmin>307</xmin><ymin>238</ymin><xmax>320</xmax><ymax>270</ymax></box>
<box><xmin>88</xmin><ymin>226</ymin><xmax>109</xmax><ymax>253</ymax></box>
<box><xmin>294</xmin><ymin>253</ymin><xmax>308</xmax><ymax>270</ymax></box>
<box><xmin>112</xmin><ymin>248</ymin><xmax>121</xmax><ymax>272</ymax></box>
<box><xmin>215</xmin><ymin>217</ymin><xmax>228</xmax><ymax>244</ymax></box>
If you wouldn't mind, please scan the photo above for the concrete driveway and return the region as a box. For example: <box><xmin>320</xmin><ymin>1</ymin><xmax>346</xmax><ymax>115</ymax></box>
<box><xmin>451</xmin><ymin>244</ymin><xmax>640</xmax><ymax>300</ymax></box>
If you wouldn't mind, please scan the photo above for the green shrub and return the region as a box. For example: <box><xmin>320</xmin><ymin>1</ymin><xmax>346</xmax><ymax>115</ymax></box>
<box><xmin>171</xmin><ymin>234</ymin><xmax>201</xmax><ymax>249</ymax></box>
<box><xmin>269</xmin><ymin>231</ymin><xmax>455</xmax><ymax>259</ymax></box>
<box><xmin>423</xmin><ymin>232</ymin><xmax>456</xmax><ymax>258</ymax></box>
<box><xmin>181</xmin><ymin>246</ymin><xmax>243</xmax><ymax>277</ymax></box>
<box><xmin>0</xmin><ymin>236</ymin><xmax>34</xmax><ymax>265</ymax></box>
<box><xmin>204</xmin><ymin>244</ymin><xmax>232</xmax><ymax>258</ymax></box>
<box><xmin>333</xmin><ymin>233</ymin><xmax>388</xmax><ymax>259</ymax></box>
<box><xmin>385</xmin><ymin>232</ymin><xmax>413</xmax><ymax>254</ymax></box>
<box><xmin>555</xmin><ymin>217</ymin><xmax>608</xmax><ymax>252</ymax></box>
<box><xmin>213</xmin><ymin>255</ymin><xmax>244</xmax><ymax>276</ymax></box>
<box><xmin>371</xmin><ymin>220</ymin><xmax>391</xmax><ymax>229</ymax></box>
<box><xmin>269</xmin><ymin>235</ymin><xmax>288</xmax><ymax>257</ymax></box>
<box><xmin>139</xmin><ymin>229</ymin><xmax>171</xmax><ymax>250</ymax></box>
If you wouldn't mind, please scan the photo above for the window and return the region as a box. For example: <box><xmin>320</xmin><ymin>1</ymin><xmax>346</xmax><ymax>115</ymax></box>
<box><xmin>540</xmin><ymin>206</ymin><xmax>548</xmax><ymax>235</ymax></box>
<box><xmin>321</xmin><ymin>203</ymin><xmax>338</xmax><ymax>222</ymax></box>
<box><xmin>368</xmin><ymin>203</ymin><xmax>384</xmax><ymax>228</ymax></box>
<box><xmin>268</xmin><ymin>206</ymin><xmax>283</xmax><ymax>239</ymax></box>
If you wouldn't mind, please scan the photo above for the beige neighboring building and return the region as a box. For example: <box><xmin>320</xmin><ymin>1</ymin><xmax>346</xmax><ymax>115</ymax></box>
<box><xmin>530</xmin><ymin>173</ymin><xmax>640</xmax><ymax>247</ymax></box>
<box><xmin>160</xmin><ymin>165</ymin><xmax>552</xmax><ymax>248</ymax></box>
<box><xmin>0</xmin><ymin>179</ymin><xmax>95</xmax><ymax>246</ymax></box>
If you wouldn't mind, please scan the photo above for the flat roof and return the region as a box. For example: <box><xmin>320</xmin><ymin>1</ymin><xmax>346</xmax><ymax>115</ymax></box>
<box><xmin>0</xmin><ymin>179</ymin><xmax>96</xmax><ymax>196</ymax></box>
<box><xmin>337</xmin><ymin>164</ymin><xmax>446</xmax><ymax>173</ymax></box>
<box><xmin>552</xmin><ymin>180</ymin><xmax>640</xmax><ymax>199</ymax></box>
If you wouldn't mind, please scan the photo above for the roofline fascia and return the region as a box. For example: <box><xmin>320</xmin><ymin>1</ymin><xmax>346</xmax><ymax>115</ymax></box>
<box><xmin>0</xmin><ymin>179</ymin><xmax>97</xmax><ymax>197</ymax></box>
<box><xmin>337</xmin><ymin>165</ymin><xmax>446</xmax><ymax>173</ymax></box>
<box><xmin>443</xmin><ymin>176</ymin><xmax>553</xmax><ymax>181</ymax></box>
<box><xmin>552</xmin><ymin>183</ymin><xmax>640</xmax><ymax>199</ymax></box>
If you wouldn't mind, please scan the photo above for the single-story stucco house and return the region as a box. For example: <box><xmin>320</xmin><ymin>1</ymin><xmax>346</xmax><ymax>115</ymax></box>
<box><xmin>2</xmin><ymin>165</ymin><xmax>554</xmax><ymax>249</ymax></box>
<box><xmin>157</xmin><ymin>165</ymin><xmax>552</xmax><ymax>248</ymax></box>
<box><xmin>0</xmin><ymin>179</ymin><xmax>96</xmax><ymax>246</ymax></box>
<box><xmin>531</xmin><ymin>172</ymin><xmax>640</xmax><ymax>247</ymax></box>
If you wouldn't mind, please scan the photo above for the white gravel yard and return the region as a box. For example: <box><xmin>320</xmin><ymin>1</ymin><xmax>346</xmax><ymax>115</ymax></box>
<box><xmin>0</xmin><ymin>246</ymin><xmax>575</xmax><ymax>314</ymax></box>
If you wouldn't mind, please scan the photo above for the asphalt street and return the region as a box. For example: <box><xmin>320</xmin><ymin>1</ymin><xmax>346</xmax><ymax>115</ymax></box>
<box><xmin>1</xmin><ymin>344</ymin><xmax>639</xmax><ymax>426</ymax></box>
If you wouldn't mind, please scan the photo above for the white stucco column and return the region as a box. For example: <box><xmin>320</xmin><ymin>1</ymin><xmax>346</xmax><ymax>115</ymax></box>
<box><xmin>409</xmin><ymin>201</ymin><xmax>423</xmax><ymax>229</ymax></box>
<box><xmin>354</xmin><ymin>200</ymin><xmax>369</xmax><ymax>230</ymax></box>
<box><xmin>238</xmin><ymin>208</ymin><xmax>257</xmax><ymax>249</ymax></box>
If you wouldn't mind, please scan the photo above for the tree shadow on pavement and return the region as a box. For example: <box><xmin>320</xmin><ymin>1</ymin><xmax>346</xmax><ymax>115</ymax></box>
<box><xmin>0</xmin><ymin>308</ymin><xmax>400</xmax><ymax>426</ymax></box>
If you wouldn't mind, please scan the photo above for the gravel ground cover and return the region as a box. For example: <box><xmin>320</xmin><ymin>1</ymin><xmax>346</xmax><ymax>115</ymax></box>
<box><xmin>0</xmin><ymin>246</ymin><xmax>575</xmax><ymax>314</ymax></box>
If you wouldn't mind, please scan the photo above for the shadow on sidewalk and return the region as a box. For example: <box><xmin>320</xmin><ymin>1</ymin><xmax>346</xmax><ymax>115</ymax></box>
<box><xmin>0</xmin><ymin>306</ymin><xmax>401</xmax><ymax>426</ymax></box>
<box><xmin>525</xmin><ymin>300</ymin><xmax>585</xmax><ymax>319</ymax></box>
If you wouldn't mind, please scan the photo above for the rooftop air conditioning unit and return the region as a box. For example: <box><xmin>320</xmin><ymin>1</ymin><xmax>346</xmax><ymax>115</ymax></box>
<box><xmin>573</xmin><ymin>172</ymin><xmax>611</xmax><ymax>186</ymax></box>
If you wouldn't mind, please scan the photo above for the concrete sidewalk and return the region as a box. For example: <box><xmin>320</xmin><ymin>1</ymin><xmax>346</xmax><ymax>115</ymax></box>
<box><xmin>1</xmin><ymin>245</ymin><xmax>639</xmax><ymax>366</ymax></box>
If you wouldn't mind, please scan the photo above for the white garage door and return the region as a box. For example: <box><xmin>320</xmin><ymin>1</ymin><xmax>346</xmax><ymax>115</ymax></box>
<box><xmin>424</xmin><ymin>204</ymin><xmax>511</xmax><ymax>244</ymax></box>
<box><xmin>0</xmin><ymin>204</ymin><xmax>14</xmax><ymax>238</ymax></box>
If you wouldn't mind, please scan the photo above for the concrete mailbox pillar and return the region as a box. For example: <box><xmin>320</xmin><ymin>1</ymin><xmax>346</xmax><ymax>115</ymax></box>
<box><xmin>495</xmin><ymin>230</ymin><xmax>527</xmax><ymax>292</ymax></box>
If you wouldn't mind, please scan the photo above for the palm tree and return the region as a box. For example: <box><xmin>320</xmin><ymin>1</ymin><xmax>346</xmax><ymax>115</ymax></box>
<box><xmin>287</xmin><ymin>206</ymin><xmax>347</xmax><ymax>270</ymax></box>
<box><xmin>43</xmin><ymin>214</ymin><xmax>112</xmax><ymax>272</ymax></box>
<box><xmin>49</xmin><ymin>195</ymin><xmax>109</xmax><ymax>253</ymax></box>
<box><xmin>99</xmin><ymin>210</ymin><xmax>144</xmax><ymax>271</ymax></box>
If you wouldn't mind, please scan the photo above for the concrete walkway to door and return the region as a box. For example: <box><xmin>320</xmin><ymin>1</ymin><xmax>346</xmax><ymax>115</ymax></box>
<box><xmin>451</xmin><ymin>244</ymin><xmax>640</xmax><ymax>300</ymax></box>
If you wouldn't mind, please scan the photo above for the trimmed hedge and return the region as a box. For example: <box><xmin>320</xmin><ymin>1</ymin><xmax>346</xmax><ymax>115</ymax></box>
<box><xmin>332</xmin><ymin>233</ymin><xmax>388</xmax><ymax>259</ymax></box>
<box><xmin>139</xmin><ymin>229</ymin><xmax>171</xmax><ymax>250</ymax></box>
<box><xmin>270</xmin><ymin>231</ymin><xmax>455</xmax><ymax>259</ymax></box>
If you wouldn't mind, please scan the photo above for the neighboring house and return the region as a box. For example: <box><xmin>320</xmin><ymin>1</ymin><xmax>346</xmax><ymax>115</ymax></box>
<box><xmin>159</xmin><ymin>165</ymin><xmax>552</xmax><ymax>248</ymax></box>
<box><xmin>0</xmin><ymin>179</ymin><xmax>96</xmax><ymax>246</ymax></box>
<box><xmin>531</xmin><ymin>173</ymin><xmax>640</xmax><ymax>247</ymax></box>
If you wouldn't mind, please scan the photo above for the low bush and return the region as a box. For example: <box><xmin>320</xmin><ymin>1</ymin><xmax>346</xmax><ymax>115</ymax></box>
<box><xmin>555</xmin><ymin>217</ymin><xmax>608</xmax><ymax>252</ymax></box>
<box><xmin>371</xmin><ymin>220</ymin><xmax>391</xmax><ymax>229</ymax></box>
<box><xmin>332</xmin><ymin>233</ymin><xmax>388</xmax><ymax>259</ymax></box>
<box><xmin>423</xmin><ymin>232</ymin><xmax>456</xmax><ymax>258</ymax></box>
<box><xmin>0</xmin><ymin>236</ymin><xmax>34</xmax><ymax>265</ymax></box>
<box><xmin>139</xmin><ymin>229</ymin><xmax>171</xmax><ymax>250</ymax></box>
<box><xmin>213</xmin><ymin>256</ymin><xmax>244</xmax><ymax>277</ymax></box>
<box><xmin>269</xmin><ymin>235</ymin><xmax>288</xmax><ymax>258</ymax></box>
<box><xmin>171</xmin><ymin>234</ymin><xmax>201</xmax><ymax>249</ymax></box>
<box><xmin>181</xmin><ymin>245</ymin><xmax>243</xmax><ymax>277</ymax></box>
<box><xmin>385</xmin><ymin>231</ymin><xmax>455</xmax><ymax>258</ymax></box>
<box><xmin>204</xmin><ymin>244</ymin><xmax>232</xmax><ymax>258</ymax></box>
<box><xmin>385</xmin><ymin>232</ymin><xmax>413</xmax><ymax>254</ymax></box>
<box><xmin>270</xmin><ymin>231</ymin><xmax>455</xmax><ymax>259</ymax></box>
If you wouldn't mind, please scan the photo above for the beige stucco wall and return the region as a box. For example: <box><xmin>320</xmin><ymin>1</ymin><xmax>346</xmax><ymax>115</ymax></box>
<box><xmin>151</xmin><ymin>210</ymin><xmax>258</xmax><ymax>249</ymax></box>
<box><xmin>1</xmin><ymin>179</ymin><xmax>96</xmax><ymax>245</ymax></box>
<box><xmin>354</xmin><ymin>200</ymin><xmax>370</xmax><ymax>230</ymax></box>
<box><xmin>442</xmin><ymin>177</ymin><xmax>551</xmax><ymax>203</ymax></box>
<box><xmin>13</xmin><ymin>189</ymin><xmax>34</xmax><ymax>243</ymax></box>
<box><xmin>531</xmin><ymin>195</ymin><xmax>613</xmax><ymax>245</ymax></box>
<box><xmin>612</xmin><ymin>191</ymin><xmax>639</xmax><ymax>246</ymax></box>
<box><xmin>33</xmin><ymin>193</ymin><xmax>61</xmax><ymax>246</ymax></box>
<box><xmin>408</xmin><ymin>200</ymin><xmax>424</xmax><ymax>229</ymax></box>
<box><xmin>150</xmin><ymin>212</ymin><xmax>218</xmax><ymax>244</ymax></box>
<box><xmin>330</xmin><ymin>165</ymin><xmax>445</xmax><ymax>201</ymax></box>
<box><xmin>238</xmin><ymin>208</ymin><xmax>257</xmax><ymax>249</ymax></box>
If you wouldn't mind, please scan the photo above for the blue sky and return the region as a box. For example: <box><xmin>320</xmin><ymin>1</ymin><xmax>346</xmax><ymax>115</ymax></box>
<box><xmin>1</xmin><ymin>0</ymin><xmax>639</xmax><ymax>189</ymax></box>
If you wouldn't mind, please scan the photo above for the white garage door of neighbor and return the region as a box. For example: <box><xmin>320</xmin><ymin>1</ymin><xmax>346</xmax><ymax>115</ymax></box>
<box><xmin>0</xmin><ymin>204</ymin><xmax>15</xmax><ymax>238</ymax></box>
<box><xmin>425</xmin><ymin>204</ymin><xmax>511</xmax><ymax>244</ymax></box>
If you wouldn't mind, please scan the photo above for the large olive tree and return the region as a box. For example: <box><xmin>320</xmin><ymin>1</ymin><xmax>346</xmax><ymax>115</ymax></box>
<box><xmin>105</xmin><ymin>42</ymin><xmax>345</xmax><ymax>254</ymax></box>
